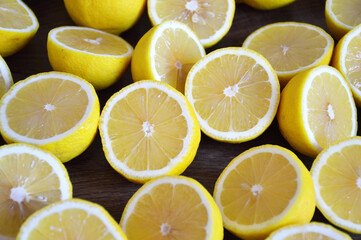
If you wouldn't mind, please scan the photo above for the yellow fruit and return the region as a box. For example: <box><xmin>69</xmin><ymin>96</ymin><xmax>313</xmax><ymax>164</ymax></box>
<box><xmin>0</xmin><ymin>55</ymin><xmax>13</xmax><ymax>98</ymax></box>
<box><xmin>311</xmin><ymin>137</ymin><xmax>361</xmax><ymax>234</ymax></box>
<box><xmin>243</xmin><ymin>22</ymin><xmax>334</xmax><ymax>87</ymax></box>
<box><xmin>131</xmin><ymin>20</ymin><xmax>205</xmax><ymax>94</ymax></box>
<box><xmin>332</xmin><ymin>23</ymin><xmax>361</xmax><ymax>106</ymax></box>
<box><xmin>0</xmin><ymin>0</ymin><xmax>39</xmax><ymax>57</ymax></box>
<box><xmin>266</xmin><ymin>222</ymin><xmax>352</xmax><ymax>240</ymax></box>
<box><xmin>17</xmin><ymin>198</ymin><xmax>128</xmax><ymax>240</ymax></box>
<box><xmin>277</xmin><ymin>65</ymin><xmax>357</xmax><ymax>158</ymax></box>
<box><xmin>0</xmin><ymin>71</ymin><xmax>100</xmax><ymax>162</ymax></box>
<box><xmin>47</xmin><ymin>26</ymin><xmax>133</xmax><ymax>90</ymax></box>
<box><xmin>242</xmin><ymin>0</ymin><xmax>295</xmax><ymax>10</ymax></box>
<box><xmin>147</xmin><ymin>0</ymin><xmax>235</xmax><ymax>48</ymax></box>
<box><xmin>120</xmin><ymin>175</ymin><xmax>223</xmax><ymax>240</ymax></box>
<box><xmin>0</xmin><ymin>143</ymin><xmax>72</xmax><ymax>239</ymax></box>
<box><xmin>213</xmin><ymin>144</ymin><xmax>315</xmax><ymax>240</ymax></box>
<box><xmin>63</xmin><ymin>0</ymin><xmax>146</xmax><ymax>35</ymax></box>
<box><xmin>99</xmin><ymin>80</ymin><xmax>200</xmax><ymax>183</ymax></box>
<box><xmin>185</xmin><ymin>47</ymin><xmax>280</xmax><ymax>143</ymax></box>
<box><xmin>325</xmin><ymin>0</ymin><xmax>361</xmax><ymax>40</ymax></box>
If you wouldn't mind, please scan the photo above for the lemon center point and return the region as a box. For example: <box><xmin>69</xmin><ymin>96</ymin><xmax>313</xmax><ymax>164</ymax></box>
<box><xmin>251</xmin><ymin>184</ymin><xmax>263</xmax><ymax>197</ymax></box>
<box><xmin>280</xmin><ymin>44</ymin><xmax>289</xmax><ymax>55</ymax></box>
<box><xmin>185</xmin><ymin>0</ymin><xmax>199</xmax><ymax>12</ymax></box>
<box><xmin>327</xmin><ymin>104</ymin><xmax>335</xmax><ymax>120</ymax></box>
<box><xmin>160</xmin><ymin>223</ymin><xmax>171</xmax><ymax>236</ymax></box>
<box><xmin>84</xmin><ymin>37</ymin><xmax>102</xmax><ymax>45</ymax></box>
<box><xmin>224</xmin><ymin>85</ymin><xmax>239</xmax><ymax>97</ymax></box>
<box><xmin>175</xmin><ymin>60</ymin><xmax>182</xmax><ymax>70</ymax></box>
<box><xmin>142</xmin><ymin>121</ymin><xmax>155</xmax><ymax>137</ymax></box>
<box><xmin>10</xmin><ymin>186</ymin><xmax>27</xmax><ymax>203</ymax></box>
<box><xmin>44</xmin><ymin>103</ymin><xmax>55</xmax><ymax>111</ymax></box>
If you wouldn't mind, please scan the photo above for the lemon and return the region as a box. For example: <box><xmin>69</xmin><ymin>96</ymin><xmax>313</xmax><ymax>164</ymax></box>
<box><xmin>277</xmin><ymin>65</ymin><xmax>357</xmax><ymax>158</ymax></box>
<box><xmin>120</xmin><ymin>175</ymin><xmax>223</xmax><ymax>240</ymax></box>
<box><xmin>311</xmin><ymin>137</ymin><xmax>361</xmax><ymax>234</ymax></box>
<box><xmin>47</xmin><ymin>26</ymin><xmax>133</xmax><ymax>90</ymax></box>
<box><xmin>332</xmin><ymin>23</ymin><xmax>361</xmax><ymax>107</ymax></box>
<box><xmin>185</xmin><ymin>47</ymin><xmax>280</xmax><ymax>143</ymax></box>
<box><xmin>266</xmin><ymin>222</ymin><xmax>352</xmax><ymax>240</ymax></box>
<box><xmin>147</xmin><ymin>0</ymin><xmax>235</xmax><ymax>48</ymax></box>
<box><xmin>213</xmin><ymin>144</ymin><xmax>315</xmax><ymax>240</ymax></box>
<box><xmin>242</xmin><ymin>0</ymin><xmax>295</xmax><ymax>10</ymax></box>
<box><xmin>243</xmin><ymin>22</ymin><xmax>334</xmax><ymax>87</ymax></box>
<box><xmin>325</xmin><ymin>0</ymin><xmax>361</xmax><ymax>40</ymax></box>
<box><xmin>131</xmin><ymin>20</ymin><xmax>205</xmax><ymax>94</ymax></box>
<box><xmin>99</xmin><ymin>80</ymin><xmax>200</xmax><ymax>183</ymax></box>
<box><xmin>0</xmin><ymin>71</ymin><xmax>100</xmax><ymax>162</ymax></box>
<box><xmin>0</xmin><ymin>55</ymin><xmax>13</xmax><ymax>98</ymax></box>
<box><xmin>0</xmin><ymin>143</ymin><xmax>72</xmax><ymax>239</ymax></box>
<box><xmin>17</xmin><ymin>198</ymin><xmax>128</xmax><ymax>240</ymax></box>
<box><xmin>63</xmin><ymin>0</ymin><xmax>146</xmax><ymax>35</ymax></box>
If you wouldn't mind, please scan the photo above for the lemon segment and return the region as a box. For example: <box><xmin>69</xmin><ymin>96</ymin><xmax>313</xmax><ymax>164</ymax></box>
<box><xmin>121</xmin><ymin>176</ymin><xmax>223</xmax><ymax>240</ymax></box>
<box><xmin>213</xmin><ymin>145</ymin><xmax>315</xmax><ymax>240</ymax></box>
<box><xmin>0</xmin><ymin>56</ymin><xmax>13</xmax><ymax>98</ymax></box>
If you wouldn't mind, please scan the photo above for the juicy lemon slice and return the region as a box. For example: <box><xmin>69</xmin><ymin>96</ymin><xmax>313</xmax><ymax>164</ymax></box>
<box><xmin>213</xmin><ymin>144</ymin><xmax>315</xmax><ymax>240</ymax></box>
<box><xmin>311</xmin><ymin>137</ymin><xmax>361</xmax><ymax>234</ymax></box>
<box><xmin>0</xmin><ymin>71</ymin><xmax>100</xmax><ymax>162</ymax></box>
<box><xmin>0</xmin><ymin>55</ymin><xmax>13</xmax><ymax>98</ymax></box>
<box><xmin>0</xmin><ymin>0</ymin><xmax>39</xmax><ymax>57</ymax></box>
<box><xmin>185</xmin><ymin>47</ymin><xmax>280</xmax><ymax>143</ymax></box>
<box><xmin>17</xmin><ymin>198</ymin><xmax>128</xmax><ymax>240</ymax></box>
<box><xmin>47</xmin><ymin>26</ymin><xmax>133</xmax><ymax>90</ymax></box>
<box><xmin>99</xmin><ymin>80</ymin><xmax>200</xmax><ymax>183</ymax></box>
<box><xmin>120</xmin><ymin>175</ymin><xmax>223</xmax><ymax>240</ymax></box>
<box><xmin>0</xmin><ymin>143</ymin><xmax>72</xmax><ymax>239</ymax></box>
<box><xmin>147</xmin><ymin>0</ymin><xmax>235</xmax><ymax>48</ymax></box>
<box><xmin>131</xmin><ymin>20</ymin><xmax>205</xmax><ymax>94</ymax></box>
<box><xmin>243</xmin><ymin>22</ymin><xmax>334</xmax><ymax>86</ymax></box>
<box><xmin>277</xmin><ymin>65</ymin><xmax>357</xmax><ymax>158</ymax></box>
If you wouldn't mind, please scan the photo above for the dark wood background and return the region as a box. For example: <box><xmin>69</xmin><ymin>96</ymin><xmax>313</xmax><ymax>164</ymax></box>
<box><xmin>4</xmin><ymin>0</ymin><xmax>361</xmax><ymax>239</ymax></box>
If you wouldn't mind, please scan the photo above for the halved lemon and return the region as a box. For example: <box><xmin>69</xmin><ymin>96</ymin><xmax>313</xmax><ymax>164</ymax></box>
<box><xmin>47</xmin><ymin>26</ymin><xmax>133</xmax><ymax>90</ymax></box>
<box><xmin>185</xmin><ymin>47</ymin><xmax>280</xmax><ymax>143</ymax></box>
<box><xmin>213</xmin><ymin>144</ymin><xmax>315</xmax><ymax>240</ymax></box>
<box><xmin>0</xmin><ymin>143</ymin><xmax>72</xmax><ymax>239</ymax></box>
<box><xmin>243</xmin><ymin>22</ymin><xmax>334</xmax><ymax>87</ymax></box>
<box><xmin>242</xmin><ymin>0</ymin><xmax>295</xmax><ymax>10</ymax></box>
<box><xmin>131</xmin><ymin>20</ymin><xmax>205</xmax><ymax>94</ymax></box>
<box><xmin>17</xmin><ymin>198</ymin><xmax>127</xmax><ymax>240</ymax></box>
<box><xmin>99</xmin><ymin>80</ymin><xmax>200</xmax><ymax>183</ymax></box>
<box><xmin>0</xmin><ymin>0</ymin><xmax>39</xmax><ymax>57</ymax></box>
<box><xmin>120</xmin><ymin>175</ymin><xmax>223</xmax><ymax>240</ymax></box>
<box><xmin>0</xmin><ymin>55</ymin><xmax>13</xmax><ymax>98</ymax></box>
<box><xmin>0</xmin><ymin>71</ymin><xmax>100</xmax><ymax>162</ymax></box>
<box><xmin>277</xmin><ymin>65</ymin><xmax>357</xmax><ymax>158</ymax></box>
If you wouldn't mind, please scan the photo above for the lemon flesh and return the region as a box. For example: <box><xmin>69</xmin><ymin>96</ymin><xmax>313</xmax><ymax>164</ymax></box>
<box><xmin>0</xmin><ymin>56</ymin><xmax>13</xmax><ymax>98</ymax></box>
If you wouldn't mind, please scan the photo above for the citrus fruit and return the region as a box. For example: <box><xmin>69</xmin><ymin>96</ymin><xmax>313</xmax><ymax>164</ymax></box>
<box><xmin>17</xmin><ymin>198</ymin><xmax>128</xmax><ymax>240</ymax></box>
<box><xmin>0</xmin><ymin>0</ymin><xmax>39</xmax><ymax>57</ymax></box>
<box><xmin>325</xmin><ymin>0</ymin><xmax>361</xmax><ymax>40</ymax></box>
<box><xmin>147</xmin><ymin>0</ymin><xmax>235</xmax><ymax>48</ymax></box>
<box><xmin>99</xmin><ymin>80</ymin><xmax>200</xmax><ymax>183</ymax></box>
<box><xmin>63</xmin><ymin>0</ymin><xmax>146</xmax><ymax>35</ymax></box>
<box><xmin>47</xmin><ymin>26</ymin><xmax>133</xmax><ymax>90</ymax></box>
<box><xmin>0</xmin><ymin>55</ymin><xmax>13</xmax><ymax>98</ymax></box>
<box><xmin>242</xmin><ymin>0</ymin><xmax>295</xmax><ymax>10</ymax></box>
<box><xmin>266</xmin><ymin>222</ymin><xmax>352</xmax><ymax>240</ymax></box>
<box><xmin>213</xmin><ymin>144</ymin><xmax>316</xmax><ymax>240</ymax></box>
<box><xmin>185</xmin><ymin>47</ymin><xmax>280</xmax><ymax>143</ymax></box>
<box><xmin>332</xmin><ymin>23</ymin><xmax>361</xmax><ymax>107</ymax></box>
<box><xmin>311</xmin><ymin>137</ymin><xmax>361</xmax><ymax>234</ymax></box>
<box><xmin>131</xmin><ymin>20</ymin><xmax>205</xmax><ymax>94</ymax></box>
<box><xmin>243</xmin><ymin>22</ymin><xmax>334</xmax><ymax>87</ymax></box>
<box><xmin>0</xmin><ymin>71</ymin><xmax>100</xmax><ymax>162</ymax></box>
<box><xmin>0</xmin><ymin>143</ymin><xmax>72</xmax><ymax>239</ymax></box>
<box><xmin>120</xmin><ymin>175</ymin><xmax>223</xmax><ymax>240</ymax></box>
<box><xmin>277</xmin><ymin>65</ymin><xmax>357</xmax><ymax>158</ymax></box>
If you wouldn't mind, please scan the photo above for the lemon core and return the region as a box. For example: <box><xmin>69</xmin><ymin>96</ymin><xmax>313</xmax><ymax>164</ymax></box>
<box><xmin>10</xmin><ymin>186</ymin><xmax>28</xmax><ymax>203</ymax></box>
<box><xmin>160</xmin><ymin>222</ymin><xmax>172</xmax><ymax>236</ymax></box>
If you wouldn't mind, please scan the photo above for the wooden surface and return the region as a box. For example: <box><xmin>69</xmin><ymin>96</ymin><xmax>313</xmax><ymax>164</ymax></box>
<box><xmin>4</xmin><ymin>0</ymin><xmax>361</xmax><ymax>239</ymax></box>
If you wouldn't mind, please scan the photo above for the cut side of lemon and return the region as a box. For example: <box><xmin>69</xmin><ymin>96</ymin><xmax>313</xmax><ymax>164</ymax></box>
<box><xmin>0</xmin><ymin>55</ymin><xmax>13</xmax><ymax>98</ymax></box>
<box><xmin>185</xmin><ymin>47</ymin><xmax>280</xmax><ymax>143</ymax></box>
<box><xmin>0</xmin><ymin>71</ymin><xmax>100</xmax><ymax>162</ymax></box>
<box><xmin>17</xmin><ymin>198</ymin><xmax>127</xmax><ymax>240</ymax></box>
<box><xmin>277</xmin><ymin>65</ymin><xmax>357</xmax><ymax>158</ymax></box>
<box><xmin>120</xmin><ymin>175</ymin><xmax>223</xmax><ymax>240</ymax></box>
<box><xmin>213</xmin><ymin>145</ymin><xmax>315</xmax><ymax>240</ymax></box>
<box><xmin>266</xmin><ymin>222</ymin><xmax>352</xmax><ymax>240</ymax></box>
<box><xmin>332</xmin><ymin>23</ymin><xmax>361</xmax><ymax>107</ymax></box>
<box><xmin>0</xmin><ymin>143</ymin><xmax>72</xmax><ymax>239</ymax></box>
<box><xmin>99</xmin><ymin>80</ymin><xmax>200</xmax><ymax>183</ymax></box>
<box><xmin>131</xmin><ymin>20</ymin><xmax>205</xmax><ymax>94</ymax></box>
<box><xmin>147</xmin><ymin>0</ymin><xmax>235</xmax><ymax>48</ymax></box>
<box><xmin>0</xmin><ymin>0</ymin><xmax>39</xmax><ymax>57</ymax></box>
<box><xmin>311</xmin><ymin>137</ymin><xmax>361</xmax><ymax>234</ymax></box>
<box><xmin>325</xmin><ymin>0</ymin><xmax>361</xmax><ymax>40</ymax></box>
<box><xmin>243</xmin><ymin>22</ymin><xmax>334</xmax><ymax>87</ymax></box>
<box><xmin>47</xmin><ymin>26</ymin><xmax>133</xmax><ymax>90</ymax></box>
